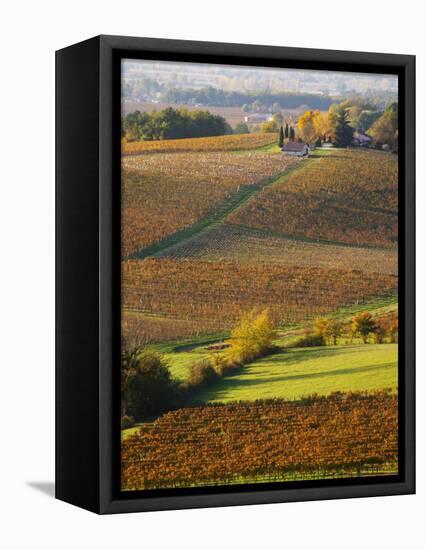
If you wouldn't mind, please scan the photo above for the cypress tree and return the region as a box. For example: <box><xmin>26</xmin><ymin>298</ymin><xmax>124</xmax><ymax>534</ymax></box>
<box><xmin>279</xmin><ymin>126</ymin><xmax>284</xmax><ymax>148</ymax></box>
<box><xmin>289</xmin><ymin>126</ymin><xmax>295</xmax><ymax>141</ymax></box>
<box><xmin>285</xmin><ymin>122</ymin><xmax>289</xmax><ymax>138</ymax></box>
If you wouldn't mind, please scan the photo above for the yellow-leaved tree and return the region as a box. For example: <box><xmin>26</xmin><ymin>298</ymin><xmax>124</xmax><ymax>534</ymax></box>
<box><xmin>313</xmin><ymin>112</ymin><xmax>333</xmax><ymax>142</ymax></box>
<box><xmin>226</xmin><ymin>309</ymin><xmax>276</xmax><ymax>365</ymax></box>
<box><xmin>298</xmin><ymin>110</ymin><xmax>321</xmax><ymax>144</ymax></box>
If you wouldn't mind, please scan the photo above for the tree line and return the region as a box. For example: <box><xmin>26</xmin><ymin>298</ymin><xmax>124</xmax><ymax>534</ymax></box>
<box><xmin>294</xmin><ymin>101</ymin><xmax>398</xmax><ymax>149</ymax></box>
<box><xmin>161</xmin><ymin>86</ymin><xmax>334</xmax><ymax>111</ymax></box>
<box><xmin>254</xmin><ymin>100</ymin><xmax>398</xmax><ymax>150</ymax></box>
<box><xmin>292</xmin><ymin>311</ymin><xmax>398</xmax><ymax>348</ymax></box>
<box><xmin>122</xmin><ymin>101</ymin><xmax>397</xmax><ymax>148</ymax></box>
<box><xmin>123</xmin><ymin>107</ymin><xmax>232</xmax><ymax>141</ymax></box>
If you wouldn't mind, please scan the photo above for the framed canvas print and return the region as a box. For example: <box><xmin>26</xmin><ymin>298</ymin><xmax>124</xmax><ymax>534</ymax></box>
<box><xmin>56</xmin><ymin>35</ymin><xmax>415</xmax><ymax>514</ymax></box>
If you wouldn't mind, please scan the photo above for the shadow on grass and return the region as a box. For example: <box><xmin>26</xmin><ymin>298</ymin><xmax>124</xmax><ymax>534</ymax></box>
<box><xmin>260</xmin><ymin>345</ymin><xmax>372</xmax><ymax>365</ymax></box>
<box><xmin>220</xmin><ymin>362</ymin><xmax>396</xmax><ymax>389</ymax></box>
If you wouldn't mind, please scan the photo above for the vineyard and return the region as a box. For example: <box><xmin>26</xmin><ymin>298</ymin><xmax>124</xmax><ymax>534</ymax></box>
<box><xmin>156</xmin><ymin>223</ymin><xmax>398</xmax><ymax>275</ymax></box>
<box><xmin>121</xmin><ymin>309</ymin><xmax>223</xmax><ymax>350</ymax></box>
<box><xmin>228</xmin><ymin>149</ymin><xmax>398</xmax><ymax>249</ymax></box>
<box><xmin>122</xmin><ymin>132</ymin><xmax>278</xmax><ymax>155</ymax></box>
<box><xmin>121</xmin><ymin>390</ymin><xmax>398</xmax><ymax>490</ymax></box>
<box><xmin>119</xmin><ymin>62</ymin><xmax>401</xmax><ymax>495</ymax></box>
<box><xmin>122</xmin><ymin>151</ymin><xmax>296</xmax><ymax>257</ymax></box>
<box><xmin>121</xmin><ymin>258</ymin><xmax>397</xmax><ymax>343</ymax></box>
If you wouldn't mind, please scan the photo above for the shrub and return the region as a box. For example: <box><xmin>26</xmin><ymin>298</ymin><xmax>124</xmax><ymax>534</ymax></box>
<box><xmin>234</xmin><ymin>122</ymin><xmax>250</xmax><ymax>135</ymax></box>
<box><xmin>187</xmin><ymin>360</ymin><xmax>219</xmax><ymax>388</ymax></box>
<box><xmin>289</xmin><ymin>331</ymin><xmax>326</xmax><ymax>348</ymax></box>
<box><xmin>373</xmin><ymin>320</ymin><xmax>388</xmax><ymax>344</ymax></box>
<box><xmin>260</xmin><ymin>119</ymin><xmax>279</xmax><ymax>133</ymax></box>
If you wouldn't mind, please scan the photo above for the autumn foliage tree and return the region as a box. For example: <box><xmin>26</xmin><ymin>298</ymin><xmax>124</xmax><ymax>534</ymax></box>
<box><xmin>314</xmin><ymin>318</ymin><xmax>330</xmax><ymax>341</ymax></box>
<box><xmin>314</xmin><ymin>317</ymin><xmax>343</xmax><ymax>345</ymax></box>
<box><xmin>351</xmin><ymin>312</ymin><xmax>377</xmax><ymax>344</ymax></box>
<box><xmin>226</xmin><ymin>309</ymin><xmax>277</xmax><ymax>365</ymax></box>
<box><xmin>298</xmin><ymin>110</ymin><xmax>321</xmax><ymax>144</ymax></box>
<box><xmin>313</xmin><ymin>111</ymin><xmax>332</xmax><ymax>142</ymax></box>
<box><xmin>373</xmin><ymin>320</ymin><xmax>388</xmax><ymax>344</ymax></box>
<box><xmin>368</xmin><ymin>103</ymin><xmax>398</xmax><ymax>150</ymax></box>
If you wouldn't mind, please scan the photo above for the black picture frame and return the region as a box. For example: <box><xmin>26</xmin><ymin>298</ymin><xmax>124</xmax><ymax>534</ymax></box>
<box><xmin>56</xmin><ymin>34</ymin><xmax>415</xmax><ymax>514</ymax></box>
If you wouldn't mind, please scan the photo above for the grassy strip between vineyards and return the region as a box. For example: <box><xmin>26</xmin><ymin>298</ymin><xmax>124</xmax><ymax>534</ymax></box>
<box><xmin>120</xmin><ymin>296</ymin><xmax>399</xmax><ymax>387</ymax></box>
<box><xmin>153</xmin><ymin>295</ymin><xmax>397</xmax><ymax>381</ymax></box>
<box><xmin>122</xmin><ymin>341</ymin><xmax>398</xmax><ymax>440</ymax></box>
<box><xmin>192</xmin><ymin>343</ymin><xmax>397</xmax><ymax>404</ymax></box>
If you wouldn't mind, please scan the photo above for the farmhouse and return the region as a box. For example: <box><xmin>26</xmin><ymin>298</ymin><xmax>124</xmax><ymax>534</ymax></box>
<box><xmin>244</xmin><ymin>113</ymin><xmax>274</xmax><ymax>123</ymax></box>
<box><xmin>353</xmin><ymin>132</ymin><xmax>372</xmax><ymax>147</ymax></box>
<box><xmin>281</xmin><ymin>142</ymin><xmax>309</xmax><ymax>157</ymax></box>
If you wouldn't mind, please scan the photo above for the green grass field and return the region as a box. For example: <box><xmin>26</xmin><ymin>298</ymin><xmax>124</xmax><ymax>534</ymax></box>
<box><xmin>192</xmin><ymin>344</ymin><xmax>398</xmax><ymax>404</ymax></box>
<box><xmin>165</xmin><ymin>350</ymin><xmax>210</xmax><ymax>380</ymax></box>
<box><xmin>156</xmin><ymin>295</ymin><xmax>397</xmax><ymax>380</ymax></box>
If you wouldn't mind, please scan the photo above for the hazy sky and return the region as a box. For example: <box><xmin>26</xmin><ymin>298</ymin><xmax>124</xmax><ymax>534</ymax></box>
<box><xmin>122</xmin><ymin>58</ymin><xmax>398</xmax><ymax>95</ymax></box>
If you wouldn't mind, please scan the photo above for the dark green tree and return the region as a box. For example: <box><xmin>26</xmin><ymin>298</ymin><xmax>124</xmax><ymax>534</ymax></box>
<box><xmin>234</xmin><ymin>122</ymin><xmax>250</xmax><ymax>134</ymax></box>
<box><xmin>279</xmin><ymin>126</ymin><xmax>284</xmax><ymax>148</ymax></box>
<box><xmin>289</xmin><ymin>126</ymin><xmax>295</xmax><ymax>141</ymax></box>
<box><xmin>122</xmin><ymin>349</ymin><xmax>179</xmax><ymax>420</ymax></box>
<box><xmin>334</xmin><ymin>109</ymin><xmax>355</xmax><ymax>147</ymax></box>
<box><xmin>285</xmin><ymin>122</ymin><xmax>289</xmax><ymax>138</ymax></box>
